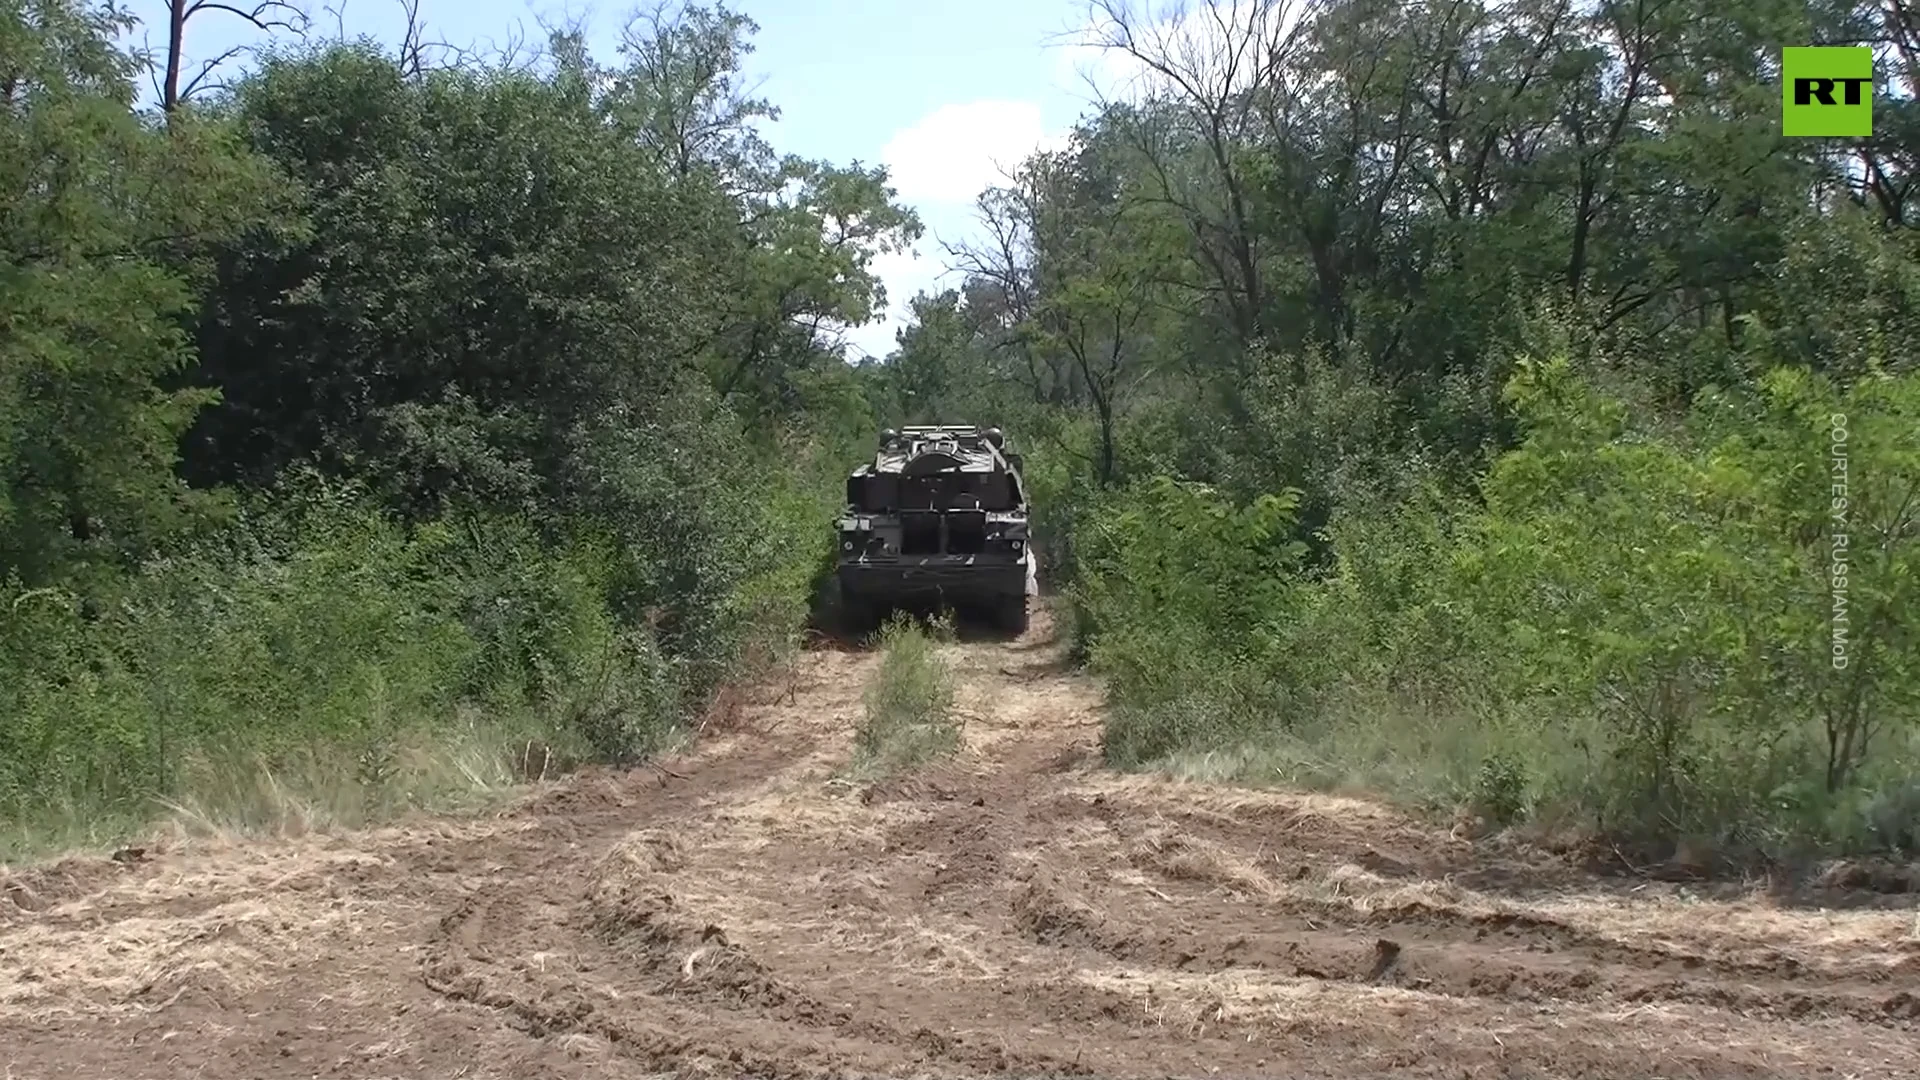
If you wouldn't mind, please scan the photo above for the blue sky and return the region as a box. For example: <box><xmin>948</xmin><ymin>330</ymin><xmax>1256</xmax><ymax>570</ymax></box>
<box><xmin>118</xmin><ymin>0</ymin><xmax>1141</xmax><ymax>359</ymax></box>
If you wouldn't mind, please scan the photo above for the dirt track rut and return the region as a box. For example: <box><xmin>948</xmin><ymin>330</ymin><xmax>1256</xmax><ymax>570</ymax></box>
<box><xmin>3</xmin><ymin>605</ymin><xmax>1918</xmax><ymax>1079</ymax></box>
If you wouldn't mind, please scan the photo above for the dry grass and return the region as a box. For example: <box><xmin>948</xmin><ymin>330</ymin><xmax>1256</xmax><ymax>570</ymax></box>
<box><xmin>0</xmin><ymin>808</ymin><xmax>521</xmax><ymax>1023</ymax></box>
<box><xmin>870</xmin><ymin>915</ymin><xmax>1007</xmax><ymax>980</ymax></box>
<box><xmin>0</xmin><ymin>852</ymin><xmax>404</xmax><ymax>1021</ymax></box>
<box><xmin>710</xmin><ymin>791</ymin><xmax>890</xmax><ymax>849</ymax></box>
<box><xmin>597</xmin><ymin>826</ymin><xmax>688</xmax><ymax>877</ymax></box>
<box><xmin>1526</xmin><ymin>891</ymin><xmax>1920</xmax><ymax>969</ymax></box>
<box><xmin>3</xmin><ymin>722</ymin><xmax>538</xmax><ymax>867</ymax></box>
<box><xmin>0</xmin><ymin>897</ymin><xmax>338</xmax><ymax>1017</ymax></box>
<box><xmin>1070</xmin><ymin>963</ymin><xmax>1898</xmax><ymax>1072</ymax></box>
<box><xmin>1126</xmin><ymin>826</ymin><xmax>1279</xmax><ymax>898</ymax></box>
<box><xmin>1078</xmin><ymin>966</ymin><xmax>1446</xmax><ymax>1035</ymax></box>
<box><xmin>1067</xmin><ymin>772</ymin><xmax>1410</xmax><ymax>825</ymax></box>
<box><xmin>1302</xmin><ymin>861</ymin><xmax>1917</xmax><ymax>974</ymax></box>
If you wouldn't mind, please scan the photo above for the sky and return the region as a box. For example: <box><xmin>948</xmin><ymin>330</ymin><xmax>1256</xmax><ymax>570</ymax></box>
<box><xmin>118</xmin><ymin>0</ymin><xmax>1144</xmax><ymax>360</ymax></box>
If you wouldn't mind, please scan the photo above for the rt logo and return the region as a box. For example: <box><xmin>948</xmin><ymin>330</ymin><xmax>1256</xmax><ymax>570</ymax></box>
<box><xmin>1782</xmin><ymin>46</ymin><xmax>1873</xmax><ymax>136</ymax></box>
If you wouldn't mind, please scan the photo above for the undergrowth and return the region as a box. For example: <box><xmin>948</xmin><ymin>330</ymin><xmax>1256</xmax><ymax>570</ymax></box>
<box><xmin>0</xmin><ymin>463</ymin><xmax>830</xmax><ymax>863</ymax></box>
<box><xmin>1070</xmin><ymin>355</ymin><xmax>1920</xmax><ymax>867</ymax></box>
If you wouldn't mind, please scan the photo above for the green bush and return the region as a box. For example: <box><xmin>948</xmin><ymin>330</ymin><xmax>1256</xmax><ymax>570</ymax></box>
<box><xmin>1439</xmin><ymin>358</ymin><xmax>1920</xmax><ymax>850</ymax></box>
<box><xmin>0</xmin><ymin>474</ymin><xmax>691</xmax><ymax>852</ymax></box>
<box><xmin>1072</xmin><ymin>475</ymin><xmax>1310</xmax><ymax>766</ymax></box>
<box><xmin>1073</xmin><ymin>352</ymin><xmax>1920</xmax><ymax>859</ymax></box>
<box><xmin>0</xmin><ymin>6</ymin><xmax>889</xmax><ymax>858</ymax></box>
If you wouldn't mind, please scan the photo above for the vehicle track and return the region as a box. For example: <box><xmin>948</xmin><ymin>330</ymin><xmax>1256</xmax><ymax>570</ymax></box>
<box><xmin>2</xmin><ymin>604</ymin><xmax>1917</xmax><ymax>1079</ymax></box>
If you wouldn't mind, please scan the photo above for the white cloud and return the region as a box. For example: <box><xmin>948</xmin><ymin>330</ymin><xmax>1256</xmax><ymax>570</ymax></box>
<box><xmin>880</xmin><ymin>99</ymin><xmax>1068</xmax><ymax>205</ymax></box>
<box><xmin>843</xmin><ymin>100</ymin><xmax>1071</xmax><ymax>360</ymax></box>
<box><xmin>855</xmin><ymin>5</ymin><xmax>1309</xmax><ymax>363</ymax></box>
<box><xmin>843</xmin><ymin>244</ymin><xmax>952</xmax><ymax>361</ymax></box>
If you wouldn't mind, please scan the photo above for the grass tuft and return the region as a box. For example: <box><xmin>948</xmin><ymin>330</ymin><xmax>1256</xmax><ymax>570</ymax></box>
<box><xmin>851</xmin><ymin>615</ymin><xmax>960</xmax><ymax>774</ymax></box>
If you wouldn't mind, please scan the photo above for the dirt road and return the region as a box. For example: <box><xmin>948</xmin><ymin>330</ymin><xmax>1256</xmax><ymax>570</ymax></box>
<box><xmin>3</xmin><ymin>606</ymin><xmax>1918</xmax><ymax>1079</ymax></box>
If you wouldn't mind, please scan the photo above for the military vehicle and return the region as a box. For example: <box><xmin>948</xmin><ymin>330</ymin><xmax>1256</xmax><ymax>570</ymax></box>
<box><xmin>836</xmin><ymin>425</ymin><xmax>1033</xmax><ymax>635</ymax></box>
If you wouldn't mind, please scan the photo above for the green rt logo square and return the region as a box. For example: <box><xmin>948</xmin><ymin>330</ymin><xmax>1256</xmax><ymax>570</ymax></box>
<box><xmin>1783</xmin><ymin>46</ymin><xmax>1873</xmax><ymax>136</ymax></box>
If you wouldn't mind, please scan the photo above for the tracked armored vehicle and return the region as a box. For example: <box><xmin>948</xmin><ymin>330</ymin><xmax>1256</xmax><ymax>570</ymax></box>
<box><xmin>836</xmin><ymin>425</ymin><xmax>1033</xmax><ymax>635</ymax></box>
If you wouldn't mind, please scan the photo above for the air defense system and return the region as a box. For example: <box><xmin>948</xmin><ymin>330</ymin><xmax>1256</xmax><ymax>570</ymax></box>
<box><xmin>835</xmin><ymin>425</ymin><xmax>1033</xmax><ymax>635</ymax></box>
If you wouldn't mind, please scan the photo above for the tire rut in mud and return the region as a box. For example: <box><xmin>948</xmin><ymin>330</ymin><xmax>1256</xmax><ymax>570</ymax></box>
<box><xmin>1009</xmin><ymin>864</ymin><xmax>1920</xmax><ymax>1028</ymax></box>
<box><xmin>985</xmin><ymin>793</ymin><xmax>1920</xmax><ymax>1030</ymax></box>
<box><xmin>420</xmin><ymin>822</ymin><xmax>1098</xmax><ymax>1079</ymax></box>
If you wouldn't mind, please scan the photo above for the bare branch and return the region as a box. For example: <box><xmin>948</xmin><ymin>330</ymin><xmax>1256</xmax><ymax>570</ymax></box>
<box><xmin>178</xmin><ymin>44</ymin><xmax>249</xmax><ymax>102</ymax></box>
<box><xmin>1070</xmin><ymin>0</ymin><xmax>1309</xmax><ymax>344</ymax></box>
<box><xmin>323</xmin><ymin>0</ymin><xmax>348</xmax><ymax>40</ymax></box>
<box><xmin>184</xmin><ymin>0</ymin><xmax>309</xmax><ymax>33</ymax></box>
<box><xmin>398</xmin><ymin>0</ymin><xmax>427</xmax><ymax>78</ymax></box>
<box><xmin>162</xmin><ymin>0</ymin><xmax>311</xmax><ymax>116</ymax></box>
<box><xmin>140</xmin><ymin>28</ymin><xmax>167</xmax><ymax>105</ymax></box>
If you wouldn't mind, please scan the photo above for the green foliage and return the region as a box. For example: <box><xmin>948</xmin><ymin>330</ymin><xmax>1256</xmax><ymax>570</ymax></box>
<box><xmin>0</xmin><ymin>0</ymin><xmax>284</xmax><ymax>589</ymax></box>
<box><xmin>11</xmin><ymin>0</ymin><xmax>1920</xmax><ymax>870</ymax></box>
<box><xmin>852</xmin><ymin>616</ymin><xmax>959</xmax><ymax>771</ymax></box>
<box><xmin>1471</xmin><ymin>752</ymin><xmax>1531</xmax><ymax>827</ymax></box>
<box><xmin>1074</xmin><ymin>475</ymin><xmax>1309</xmax><ymax>765</ymax></box>
<box><xmin>1068</xmin><ymin>348</ymin><xmax>1919</xmax><ymax>858</ymax></box>
<box><xmin>0</xmin><ymin>476</ymin><xmax>680</xmax><ymax>830</ymax></box>
<box><xmin>0</xmin><ymin>2</ymin><xmax>896</xmax><ymax>850</ymax></box>
<box><xmin>864</xmin><ymin>0</ymin><xmax>1920</xmax><ymax>862</ymax></box>
<box><xmin>1430</xmin><ymin>358</ymin><xmax>1920</xmax><ymax>846</ymax></box>
<box><xmin>188</xmin><ymin>41</ymin><xmax>728</xmax><ymax>497</ymax></box>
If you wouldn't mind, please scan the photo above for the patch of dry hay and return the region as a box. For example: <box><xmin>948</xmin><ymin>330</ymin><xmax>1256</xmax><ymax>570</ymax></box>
<box><xmin>1067</xmin><ymin>773</ymin><xmax>1406</xmax><ymax>829</ymax></box>
<box><xmin>0</xmin><ymin>896</ymin><xmax>366</xmax><ymax>1019</ymax></box>
<box><xmin>1077</xmin><ymin>966</ymin><xmax>1450</xmax><ymax>1037</ymax></box>
<box><xmin>1074</xmin><ymin>965</ymin><xmax>1900</xmax><ymax>1072</ymax></box>
<box><xmin>1126</xmin><ymin>827</ymin><xmax>1278</xmax><ymax>898</ymax></box>
<box><xmin>1311</xmin><ymin>861</ymin><xmax>1916</xmax><ymax>975</ymax></box>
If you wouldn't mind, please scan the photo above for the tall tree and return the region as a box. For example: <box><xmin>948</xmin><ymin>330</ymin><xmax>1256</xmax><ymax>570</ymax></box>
<box><xmin>1</xmin><ymin>0</ymin><xmax>277</xmax><ymax>587</ymax></box>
